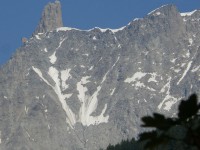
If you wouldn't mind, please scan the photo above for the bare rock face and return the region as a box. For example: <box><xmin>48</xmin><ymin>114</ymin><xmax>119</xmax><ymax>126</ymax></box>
<box><xmin>34</xmin><ymin>0</ymin><xmax>63</xmax><ymax>35</ymax></box>
<box><xmin>0</xmin><ymin>4</ymin><xmax>200</xmax><ymax>150</ymax></box>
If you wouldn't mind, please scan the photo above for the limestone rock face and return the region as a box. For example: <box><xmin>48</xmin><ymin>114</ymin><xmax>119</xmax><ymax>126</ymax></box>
<box><xmin>34</xmin><ymin>0</ymin><xmax>63</xmax><ymax>35</ymax></box>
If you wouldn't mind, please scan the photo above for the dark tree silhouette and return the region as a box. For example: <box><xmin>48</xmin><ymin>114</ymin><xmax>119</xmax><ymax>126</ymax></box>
<box><xmin>105</xmin><ymin>94</ymin><xmax>200</xmax><ymax>150</ymax></box>
<box><xmin>106</xmin><ymin>138</ymin><xmax>141</xmax><ymax>150</ymax></box>
<box><xmin>139</xmin><ymin>94</ymin><xmax>200</xmax><ymax>150</ymax></box>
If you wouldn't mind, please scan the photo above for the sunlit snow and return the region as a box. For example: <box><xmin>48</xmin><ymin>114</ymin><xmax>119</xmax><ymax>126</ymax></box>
<box><xmin>35</xmin><ymin>35</ymin><xmax>41</xmax><ymax>40</ymax></box>
<box><xmin>33</xmin><ymin>65</ymin><xmax>110</xmax><ymax>128</ymax></box>
<box><xmin>148</xmin><ymin>5</ymin><xmax>168</xmax><ymax>15</ymax></box>
<box><xmin>191</xmin><ymin>66</ymin><xmax>200</xmax><ymax>72</ymax></box>
<box><xmin>33</xmin><ymin>66</ymin><xmax>76</xmax><ymax>128</ymax></box>
<box><xmin>49</xmin><ymin>51</ymin><xmax>57</xmax><ymax>64</ymax></box>
<box><xmin>180</xmin><ymin>10</ymin><xmax>197</xmax><ymax>16</ymax></box>
<box><xmin>61</xmin><ymin>69</ymin><xmax>71</xmax><ymax>90</ymax></box>
<box><xmin>177</xmin><ymin>61</ymin><xmax>192</xmax><ymax>85</ymax></box>
<box><xmin>110</xmin><ymin>88</ymin><xmax>116</xmax><ymax>96</ymax></box>
<box><xmin>189</xmin><ymin>38</ymin><xmax>193</xmax><ymax>46</ymax></box>
<box><xmin>77</xmin><ymin>76</ymin><xmax>109</xmax><ymax>126</ymax></box>
<box><xmin>158</xmin><ymin>77</ymin><xmax>178</xmax><ymax>111</ymax></box>
<box><xmin>124</xmin><ymin>72</ymin><xmax>147</xmax><ymax>83</ymax></box>
<box><xmin>56</xmin><ymin>26</ymin><xmax>126</xmax><ymax>34</ymax></box>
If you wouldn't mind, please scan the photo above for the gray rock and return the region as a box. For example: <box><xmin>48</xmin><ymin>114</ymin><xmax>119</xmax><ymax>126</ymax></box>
<box><xmin>0</xmin><ymin>3</ymin><xmax>200</xmax><ymax>150</ymax></box>
<box><xmin>33</xmin><ymin>0</ymin><xmax>63</xmax><ymax>35</ymax></box>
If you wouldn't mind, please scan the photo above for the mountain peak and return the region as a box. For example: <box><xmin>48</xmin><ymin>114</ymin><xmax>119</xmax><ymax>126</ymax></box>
<box><xmin>33</xmin><ymin>0</ymin><xmax>63</xmax><ymax>35</ymax></box>
<box><xmin>148</xmin><ymin>4</ymin><xmax>179</xmax><ymax>16</ymax></box>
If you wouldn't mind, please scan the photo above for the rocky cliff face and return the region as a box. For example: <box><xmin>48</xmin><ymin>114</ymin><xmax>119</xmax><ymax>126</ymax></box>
<box><xmin>0</xmin><ymin>3</ymin><xmax>199</xmax><ymax>150</ymax></box>
<box><xmin>33</xmin><ymin>0</ymin><xmax>63</xmax><ymax>35</ymax></box>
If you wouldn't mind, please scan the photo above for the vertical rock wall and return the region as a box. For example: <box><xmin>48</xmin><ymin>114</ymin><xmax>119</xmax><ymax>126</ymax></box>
<box><xmin>34</xmin><ymin>0</ymin><xmax>63</xmax><ymax>35</ymax></box>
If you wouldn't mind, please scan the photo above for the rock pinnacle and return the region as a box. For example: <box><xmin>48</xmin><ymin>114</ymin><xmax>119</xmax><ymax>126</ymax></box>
<box><xmin>33</xmin><ymin>0</ymin><xmax>63</xmax><ymax>35</ymax></box>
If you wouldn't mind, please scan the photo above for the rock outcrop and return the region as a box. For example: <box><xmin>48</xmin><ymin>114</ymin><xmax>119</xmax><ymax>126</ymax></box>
<box><xmin>33</xmin><ymin>0</ymin><xmax>63</xmax><ymax>35</ymax></box>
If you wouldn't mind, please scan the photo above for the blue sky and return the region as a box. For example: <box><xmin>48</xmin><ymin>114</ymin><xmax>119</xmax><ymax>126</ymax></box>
<box><xmin>0</xmin><ymin>0</ymin><xmax>200</xmax><ymax>65</ymax></box>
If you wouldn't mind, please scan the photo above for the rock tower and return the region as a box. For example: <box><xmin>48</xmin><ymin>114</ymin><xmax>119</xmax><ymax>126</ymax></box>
<box><xmin>33</xmin><ymin>0</ymin><xmax>63</xmax><ymax>35</ymax></box>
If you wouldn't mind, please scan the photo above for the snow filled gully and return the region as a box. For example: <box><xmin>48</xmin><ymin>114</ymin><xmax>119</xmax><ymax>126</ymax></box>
<box><xmin>32</xmin><ymin>63</ymin><xmax>114</xmax><ymax>128</ymax></box>
<box><xmin>32</xmin><ymin>66</ymin><xmax>76</xmax><ymax>128</ymax></box>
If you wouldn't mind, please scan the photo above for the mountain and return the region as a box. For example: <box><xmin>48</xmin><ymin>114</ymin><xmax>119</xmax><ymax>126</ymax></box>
<box><xmin>0</xmin><ymin>1</ymin><xmax>200</xmax><ymax>150</ymax></box>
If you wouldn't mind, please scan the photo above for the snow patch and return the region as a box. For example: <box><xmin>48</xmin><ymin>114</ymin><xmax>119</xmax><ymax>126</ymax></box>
<box><xmin>57</xmin><ymin>26</ymin><xmax>125</xmax><ymax>34</ymax></box>
<box><xmin>135</xmin><ymin>81</ymin><xmax>156</xmax><ymax>91</ymax></box>
<box><xmin>49</xmin><ymin>38</ymin><xmax>66</xmax><ymax>64</ymax></box>
<box><xmin>155</xmin><ymin>12</ymin><xmax>161</xmax><ymax>16</ymax></box>
<box><xmin>89</xmin><ymin>66</ymin><xmax>94</xmax><ymax>70</ymax></box>
<box><xmin>148</xmin><ymin>73</ymin><xmax>157</xmax><ymax>83</ymax></box>
<box><xmin>32</xmin><ymin>66</ymin><xmax>52</xmax><ymax>87</ymax></box>
<box><xmin>186</xmin><ymin>50</ymin><xmax>190</xmax><ymax>58</ymax></box>
<box><xmin>48</xmin><ymin>67</ymin><xmax>76</xmax><ymax>127</ymax></box>
<box><xmin>33</xmin><ymin>65</ymin><xmax>109</xmax><ymax>128</ymax></box>
<box><xmin>77</xmin><ymin>76</ymin><xmax>109</xmax><ymax>126</ymax></box>
<box><xmin>49</xmin><ymin>51</ymin><xmax>57</xmax><ymax>64</ymax></box>
<box><xmin>101</xmin><ymin>56</ymin><xmax>120</xmax><ymax>84</ymax></box>
<box><xmin>180</xmin><ymin>10</ymin><xmax>197</xmax><ymax>16</ymax></box>
<box><xmin>81</xmin><ymin>76</ymin><xmax>91</xmax><ymax>84</ymax></box>
<box><xmin>83</xmin><ymin>54</ymin><xmax>89</xmax><ymax>56</ymax></box>
<box><xmin>118</xmin><ymin>44</ymin><xmax>121</xmax><ymax>48</ymax></box>
<box><xmin>177</xmin><ymin>61</ymin><xmax>192</xmax><ymax>85</ymax></box>
<box><xmin>135</xmin><ymin>81</ymin><xmax>146</xmax><ymax>89</ymax></box>
<box><xmin>56</xmin><ymin>27</ymin><xmax>79</xmax><ymax>32</ymax></box>
<box><xmin>189</xmin><ymin>38</ymin><xmax>193</xmax><ymax>46</ymax></box>
<box><xmin>35</xmin><ymin>35</ymin><xmax>41</xmax><ymax>40</ymax></box>
<box><xmin>125</xmin><ymin>72</ymin><xmax>157</xmax><ymax>91</ymax></box>
<box><xmin>170</xmin><ymin>58</ymin><xmax>177</xmax><ymax>63</ymax></box>
<box><xmin>161</xmin><ymin>97</ymin><xmax>177</xmax><ymax>111</ymax></box>
<box><xmin>110</xmin><ymin>88</ymin><xmax>116</xmax><ymax>95</ymax></box>
<box><xmin>111</xmin><ymin>26</ymin><xmax>126</xmax><ymax>33</ymax></box>
<box><xmin>148</xmin><ymin>5</ymin><xmax>168</xmax><ymax>15</ymax></box>
<box><xmin>191</xmin><ymin>66</ymin><xmax>200</xmax><ymax>72</ymax></box>
<box><xmin>158</xmin><ymin>77</ymin><xmax>178</xmax><ymax>111</ymax></box>
<box><xmin>61</xmin><ymin>69</ymin><xmax>71</xmax><ymax>90</ymax></box>
<box><xmin>93</xmin><ymin>36</ymin><xmax>97</xmax><ymax>40</ymax></box>
<box><xmin>57</xmin><ymin>38</ymin><xmax>66</xmax><ymax>49</ymax></box>
<box><xmin>174</xmin><ymin>69</ymin><xmax>181</xmax><ymax>73</ymax></box>
<box><xmin>25</xmin><ymin>71</ymin><xmax>29</xmax><ymax>76</ymax></box>
<box><xmin>133</xmin><ymin>18</ymin><xmax>140</xmax><ymax>21</ymax></box>
<box><xmin>125</xmin><ymin>72</ymin><xmax>147</xmax><ymax>83</ymax></box>
<box><xmin>33</xmin><ymin>66</ymin><xmax>75</xmax><ymax>128</ymax></box>
<box><xmin>25</xmin><ymin>106</ymin><xmax>29</xmax><ymax>114</ymax></box>
<box><xmin>181</xmin><ymin>63</ymin><xmax>186</xmax><ymax>67</ymax></box>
